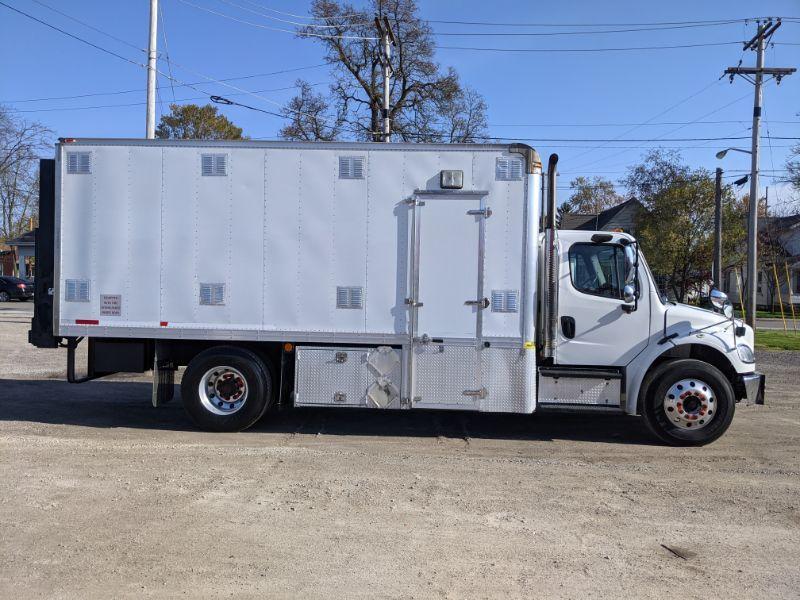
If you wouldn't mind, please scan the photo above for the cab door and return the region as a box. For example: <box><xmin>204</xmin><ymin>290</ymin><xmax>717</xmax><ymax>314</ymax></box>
<box><xmin>555</xmin><ymin>240</ymin><xmax>650</xmax><ymax>366</ymax></box>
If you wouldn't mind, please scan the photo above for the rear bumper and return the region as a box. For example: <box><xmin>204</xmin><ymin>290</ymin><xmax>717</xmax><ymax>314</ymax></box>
<box><xmin>741</xmin><ymin>372</ymin><xmax>765</xmax><ymax>405</ymax></box>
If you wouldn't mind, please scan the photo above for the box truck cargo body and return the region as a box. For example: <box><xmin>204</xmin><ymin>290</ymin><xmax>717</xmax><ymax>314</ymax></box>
<box><xmin>29</xmin><ymin>139</ymin><xmax>764</xmax><ymax>445</ymax></box>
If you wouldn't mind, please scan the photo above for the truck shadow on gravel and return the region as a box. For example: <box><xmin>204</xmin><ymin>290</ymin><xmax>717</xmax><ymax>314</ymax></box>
<box><xmin>0</xmin><ymin>378</ymin><xmax>657</xmax><ymax>445</ymax></box>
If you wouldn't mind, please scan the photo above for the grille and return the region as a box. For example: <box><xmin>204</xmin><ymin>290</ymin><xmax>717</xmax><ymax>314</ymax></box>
<box><xmin>66</xmin><ymin>152</ymin><xmax>91</xmax><ymax>174</ymax></box>
<box><xmin>491</xmin><ymin>289</ymin><xmax>519</xmax><ymax>313</ymax></box>
<box><xmin>338</xmin><ymin>156</ymin><xmax>365</xmax><ymax>179</ymax></box>
<box><xmin>199</xmin><ymin>283</ymin><xmax>225</xmax><ymax>305</ymax></box>
<box><xmin>65</xmin><ymin>279</ymin><xmax>90</xmax><ymax>302</ymax></box>
<box><xmin>201</xmin><ymin>153</ymin><xmax>228</xmax><ymax>176</ymax></box>
<box><xmin>495</xmin><ymin>157</ymin><xmax>523</xmax><ymax>181</ymax></box>
<box><xmin>336</xmin><ymin>286</ymin><xmax>363</xmax><ymax>309</ymax></box>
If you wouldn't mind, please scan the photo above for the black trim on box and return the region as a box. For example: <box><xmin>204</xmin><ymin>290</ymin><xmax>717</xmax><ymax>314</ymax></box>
<box><xmin>538</xmin><ymin>367</ymin><xmax>622</xmax><ymax>379</ymax></box>
<box><xmin>28</xmin><ymin>159</ymin><xmax>59</xmax><ymax>349</ymax></box>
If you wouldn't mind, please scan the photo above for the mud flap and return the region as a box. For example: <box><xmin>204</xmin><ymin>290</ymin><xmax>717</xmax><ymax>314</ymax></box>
<box><xmin>152</xmin><ymin>356</ymin><xmax>176</xmax><ymax>407</ymax></box>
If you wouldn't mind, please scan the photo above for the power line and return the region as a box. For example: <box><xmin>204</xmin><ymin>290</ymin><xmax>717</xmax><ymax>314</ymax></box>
<box><xmin>0</xmin><ymin>64</ymin><xmax>329</xmax><ymax>104</ymax></box>
<box><xmin>159</xmin><ymin>1</ymin><xmax>177</xmax><ymax>103</ymax></box>
<box><xmin>174</xmin><ymin>0</ymin><xmax>378</xmax><ymax>39</ymax></box>
<box><xmin>28</xmin><ymin>0</ymin><xmax>148</xmax><ymax>54</ymax></box>
<box><xmin>0</xmin><ymin>1</ymin><xmax>145</xmax><ymax>68</ymax></box>
<box><xmin>436</xmin><ymin>41</ymin><xmax>742</xmax><ymax>53</ymax></box>
<box><xmin>6</xmin><ymin>83</ymin><xmax>327</xmax><ymax>113</ymax></box>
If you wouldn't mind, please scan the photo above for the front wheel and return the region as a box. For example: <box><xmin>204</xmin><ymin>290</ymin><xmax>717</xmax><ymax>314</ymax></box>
<box><xmin>0</xmin><ymin>291</ymin><xmax>9</xmax><ymax>302</ymax></box>
<box><xmin>641</xmin><ymin>359</ymin><xmax>735</xmax><ymax>446</ymax></box>
<box><xmin>181</xmin><ymin>346</ymin><xmax>273</xmax><ymax>432</ymax></box>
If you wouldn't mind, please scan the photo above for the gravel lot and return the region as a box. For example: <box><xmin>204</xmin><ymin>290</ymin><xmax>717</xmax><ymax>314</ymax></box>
<box><xmin>1</xmin><ymin>301</ymin><xmax>799</xmax><ymax>599</ymax></box>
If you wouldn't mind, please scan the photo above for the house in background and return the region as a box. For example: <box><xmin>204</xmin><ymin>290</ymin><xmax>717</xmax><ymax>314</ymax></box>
<box><xmin>3</xmin><ymin>230</ymin><xmax>36</xmax><ymax>279</ymax></box>
<box><xmin>559</xmin><ymin>198</ymin><xmax>644</xmax><ymax>235</ymax></box>
<box><xmin>723</xmin><ymin>214</ymin><xmax>800</xmax><ymax>310</ymax></box>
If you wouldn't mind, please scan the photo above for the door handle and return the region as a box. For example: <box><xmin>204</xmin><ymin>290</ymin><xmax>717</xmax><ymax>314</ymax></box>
<box><xmin>561</xmin><ymin>316</ymin><xmax>576</xmax><ymax>339</ymax></box>
<box><xmin>465</xmin><ymin>298</ymin><xmax>490</xmax><ymax>309</ymax></box>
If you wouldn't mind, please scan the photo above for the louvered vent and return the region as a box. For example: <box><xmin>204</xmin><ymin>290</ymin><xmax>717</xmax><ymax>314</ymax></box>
<box><xmin>199</xmin><ymin>283</ymin><xmax>225</xmax><ymax>305</ymax></box>
<box><xmin>336</xmin><ymin>286</ymin><xmax>364</xmax><ymax>309</ymax></box>
<box><xmin>491</xmin><ymin>289</ymin><xmax>519</xmax><ymax>313</ymax></box>
<box><xmin>495</xmin><ymin>157</ymin><xmax>523</xmax><ymax>181</ymax></box>
<box><xmin>65</xmin><ymin>279</ymin><xmax>90</xmax><ymax>302</ymax></box>
<box><xmin>338</xmin><ymin>156</ymin><xmax>365</xmax><ymax>179</ymax></box>
<box><xmin>66</xmin><ymin>152</ymin><xmax>91</xmax><ymax>175</ymax></box>
<box><xmin>201</xmin><ymin>154</ymin><xmax>228</xmax><ymax>176</ymax></box>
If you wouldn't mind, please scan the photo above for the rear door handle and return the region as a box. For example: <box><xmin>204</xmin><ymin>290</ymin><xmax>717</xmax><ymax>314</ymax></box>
<box><xmin>465</xmin><ymin>298</ymin><xmax>490</xmax><ymax>309</ymax></box>
<box><xmin>561</xmin><ymin>316</ymin><xmax>576</xmax><ymax>339</ymax></box>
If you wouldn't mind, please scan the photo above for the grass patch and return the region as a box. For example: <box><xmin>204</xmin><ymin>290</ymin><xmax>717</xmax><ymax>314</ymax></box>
<box><xmin>755</xmin><ymin>330</ymin><xmax>800</xmax><ymax>351</ymax></box>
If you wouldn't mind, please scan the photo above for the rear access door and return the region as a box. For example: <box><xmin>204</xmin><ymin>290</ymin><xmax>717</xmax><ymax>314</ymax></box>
<box><xmin>406</xmin><ymin>190</ymin><xmax>489</xmax><ymax>409</ymax></box>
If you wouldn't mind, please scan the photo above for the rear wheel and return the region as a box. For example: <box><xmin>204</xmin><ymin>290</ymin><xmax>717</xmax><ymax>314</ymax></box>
<box><xmin>0</xmin><ymin>291</ymin><xmax>9</xmax><ymax>302</ymax></box>
<box><xmin>181</xmin><ymin>346</ymin><xmax>273</xmax><ymax>432</ymax></box>
<box><xmin>641</xmin><ymin>359</ymin><xmax>735</xmax><ymax>446</ymax></box>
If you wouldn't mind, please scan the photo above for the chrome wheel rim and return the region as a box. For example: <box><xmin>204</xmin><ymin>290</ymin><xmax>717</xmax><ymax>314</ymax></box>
<box><xmin>198</xmin><ymin>366</ymin><xmax>248</xmax><ymax>416</ymax></box>
<box><xmin>663</xmin><ymin>378</ymin><xmax>716</xmax><ymax>430</ymax></box>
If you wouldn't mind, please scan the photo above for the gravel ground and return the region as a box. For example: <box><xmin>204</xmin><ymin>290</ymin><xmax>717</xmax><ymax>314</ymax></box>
<box><xmin>1</xmin><ymin>302</ymin><xmax>799</xmax><ymax>599</ymax></box>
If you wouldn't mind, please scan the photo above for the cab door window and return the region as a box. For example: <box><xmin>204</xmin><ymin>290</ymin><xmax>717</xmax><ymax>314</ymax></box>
<box><xmin>568</xmin><ymin>243</ymin><xmax>626</xmax><ymax>300</ymax></box>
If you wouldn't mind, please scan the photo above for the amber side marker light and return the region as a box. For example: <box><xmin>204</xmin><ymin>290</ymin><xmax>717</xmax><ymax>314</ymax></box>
<box><xmin>283</xmin><ymin>343</ymin><xmax>294</xmax><ymax>353</ymax></box>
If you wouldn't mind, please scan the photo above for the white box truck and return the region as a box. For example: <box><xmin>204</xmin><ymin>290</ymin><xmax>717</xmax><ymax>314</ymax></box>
<box><xmin>29</xmin><ymin>139</ymin><xmax>764</xmax><ymax>445</ymax></box>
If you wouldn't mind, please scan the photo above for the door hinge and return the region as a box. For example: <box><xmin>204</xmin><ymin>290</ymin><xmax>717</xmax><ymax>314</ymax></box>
<box><xmin>462</xmin><ymin>387</ymin><xmax>487</xmax><ymax>399</ymax></box>
<box><xmin>464</xmin><ymin>297</ymin><xmax>490</xmax><ymax>309</ymax></box>
<box><xmin>467</xmin><ymin>208</ymin><xmax>492</xmax><ymax>218</ymax></box>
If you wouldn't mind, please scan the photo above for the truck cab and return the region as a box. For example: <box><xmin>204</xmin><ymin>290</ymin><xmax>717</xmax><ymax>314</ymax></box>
<box><xmin>541</xmin><ymin>228</ymin><xmax>764</xmax><ymax>445</ymax></box>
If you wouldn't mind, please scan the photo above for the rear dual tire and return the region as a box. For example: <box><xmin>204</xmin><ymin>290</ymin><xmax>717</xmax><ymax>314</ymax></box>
<box><xmin>181</xmin><ymin>346</ymin><xmax>274</xmax><ymax>432</ymax></box>
<box><xmin>641</xmin><ymin>359</ymin><xmax>735</xmax><ymax>446</ymax></box>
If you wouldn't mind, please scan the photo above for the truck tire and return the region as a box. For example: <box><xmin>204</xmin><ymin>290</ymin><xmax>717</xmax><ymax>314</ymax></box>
<box><xmin>641</xmin><ymin>359</ymin><xmax>735</xmax><ymax>446</ymax></box>
<box><xmin>181</xmin><ymin>346</ymin><xmax>273</xmax><ymax>432</ymax></box>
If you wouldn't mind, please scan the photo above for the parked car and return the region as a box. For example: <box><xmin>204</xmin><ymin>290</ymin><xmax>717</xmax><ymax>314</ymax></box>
<box><xmin>0</xmin><ymin>276</ymin><xmax>34</xmax><ymax>302</ymax></box>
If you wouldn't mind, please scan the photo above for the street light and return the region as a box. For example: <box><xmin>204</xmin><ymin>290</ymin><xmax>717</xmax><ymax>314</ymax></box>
<box><xmin>715</xmin><ymin>147</ymin><xmax>753</xmax><ymax>160</ymax></box>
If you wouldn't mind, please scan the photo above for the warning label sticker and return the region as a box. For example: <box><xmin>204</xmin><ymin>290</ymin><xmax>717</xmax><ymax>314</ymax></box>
<box><xmin>100</xmin><ymin>294</ymin><xmax>122</xmax><ymax>316</ymax></box>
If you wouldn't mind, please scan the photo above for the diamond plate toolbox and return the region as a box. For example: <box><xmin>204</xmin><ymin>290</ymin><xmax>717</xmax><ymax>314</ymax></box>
<box><xmin>294</xmin><ymin>346</ymin><xmax>402</xmax><ymax>408</ymax></box>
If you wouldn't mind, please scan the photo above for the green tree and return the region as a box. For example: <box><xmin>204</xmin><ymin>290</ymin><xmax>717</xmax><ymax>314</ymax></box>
<box><xmin>280</xmin><ymin>0</ymin><xmax>488</xmax><ymax>143</ymax></box>
<box><xmin>156</xmin><ymin>104</ymin><xmax>245</xmax><ymax>140</ymax></box>
<box><xmin>567</xmin><ymin>176</ymin><xmax>622</xmax><ymax>213</ymax></box>
<box><xmin>626</xmin><ymin>150</ymin><xmax>744</xmax><ymax>302</ymax></box>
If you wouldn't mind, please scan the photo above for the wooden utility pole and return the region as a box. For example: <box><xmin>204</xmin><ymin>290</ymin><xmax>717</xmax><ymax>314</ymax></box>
<box><xmin>713</xmin><ymin>167</ymin><xmax>723</xmax><ymax>289</ymax></box>
<box><xmin>724</xmin><ymin>18</ymin><xmax>795</xmax><ymax>327</ymax></box>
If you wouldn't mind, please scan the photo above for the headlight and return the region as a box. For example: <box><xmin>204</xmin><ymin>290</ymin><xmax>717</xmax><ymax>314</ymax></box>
<box><xmin>737</xmin><ymin>344</ymin><xmax>755</xmax><ymax>364</ymax></box>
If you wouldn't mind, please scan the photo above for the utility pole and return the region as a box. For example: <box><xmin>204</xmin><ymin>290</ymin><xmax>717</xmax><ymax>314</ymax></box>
<box><xmin>145</xmin><ymin>0</ymin><xmax>158</xmax><ymax>139</ymax></box>
<box><xmin>713</xmin><ymin>167</ymin><xmax>723</xmax><ymax>289</ymax></box>
<box><xmin>724</xmin><ymin>18</ymin><xmax>795</xmax><ymax>328</ymax></box>
<box><xmin>374</xmin><ymin>15</ymin><xmax>396</xmax><ymax>143</ymax></box>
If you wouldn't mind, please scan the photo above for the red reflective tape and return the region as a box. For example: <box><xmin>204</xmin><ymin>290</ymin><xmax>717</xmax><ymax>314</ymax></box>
<box><xmin>75</xmin><ymin>319</ymin><xmax>99</xmax><ymax>325</ymax></box>
<box><xmin>160</xmin><ymin>321</ymin><xmax>169</xmax><ymax>327</ymax></box>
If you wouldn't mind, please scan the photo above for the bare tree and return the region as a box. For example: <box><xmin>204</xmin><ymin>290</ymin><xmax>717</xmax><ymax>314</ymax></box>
<box><xmin>279</xmin><ymin>80</ymin><xmax>344</xmax><ymax>141</ymax></box>
<box><xmin>282</xmin><ymin>0</ymin><xmax>488</xmax><ymax>143</ymax></box>
<box><xmin>0</xmin><ymin>107</ymin><xmax>51</xmax><ymax>242</ymax></box>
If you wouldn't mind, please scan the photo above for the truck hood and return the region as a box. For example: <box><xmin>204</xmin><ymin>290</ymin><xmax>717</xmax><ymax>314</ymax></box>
<box><xmin>664</xmin><ymin>302</ymin><xmax>754</xmax><ymax>350</ymax></box>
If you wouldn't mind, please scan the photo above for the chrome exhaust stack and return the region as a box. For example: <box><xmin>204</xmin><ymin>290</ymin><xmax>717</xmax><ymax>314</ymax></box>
<box><xmin>542</xmin><ymin>153</ymin><xmax>559</xmax><ymax>358</ymax></box>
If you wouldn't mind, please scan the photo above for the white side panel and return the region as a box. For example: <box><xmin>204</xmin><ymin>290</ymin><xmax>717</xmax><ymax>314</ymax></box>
<box><xmin>262</xmin><ymin>149</ymin><xmax>302</xmax><ymax>329</ymax></box>
<box><xmin>195</xmin><ymin>150</ymin><xmax>232</xmax><ymax>325</ymax></box>
<box><xmin>59</xmin><ymin>148</ymin><xmax>95</xmax><ymax>323</ymax></box>
<box><xmin>332</xmin><ymin>153</ymin><xmax>369</xmax><ymax>333</ymax></box>
<box><xmin>298</xmin><ymin>150</ymin><xmax>335</xmax><ymax>331</ymax></box>
<box><xmin>228</xmin><ymin>148</ymin><xmax>266</xmax><ymax>327</ymax></box>
<box><xmin>482</xmin><ymin>155</ymin><xmax>526</xmax><ymax>339</ymax></box>
<box><xmin>127</xmin><ymin>147</ymin><xmax>162</xmax><ymax>323</ymax></box>
<box><xmin>161</xmin><ymin>148</ymin><xmax>198</xmax><ymax>324</ymax></box>
<box><xmin>364</xmin><ymin>151</ymin><xmax>409</xmax><ymax>335</ymax></box>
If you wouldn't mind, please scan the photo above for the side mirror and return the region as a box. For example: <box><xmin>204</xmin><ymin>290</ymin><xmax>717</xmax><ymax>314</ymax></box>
<box><xmin>623</xmin><ymin>284</ymin><xmax>636</xmax><ymax>304</ymax></box>
<box><xmin>623</xmin><ymin>245</ymin><xmax>637</xmax><ymax>284</ymax></box>
<box><xmin>709</xmin><ymin>288</ymin><xmax>734</xmax><ymax>319</ymax></box>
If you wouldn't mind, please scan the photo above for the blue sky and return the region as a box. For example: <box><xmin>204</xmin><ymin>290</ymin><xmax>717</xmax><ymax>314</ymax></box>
<box><xmin>1</xmin><ymin>0</ymin><xmax>798</xmax><ymax>210</ymax></box>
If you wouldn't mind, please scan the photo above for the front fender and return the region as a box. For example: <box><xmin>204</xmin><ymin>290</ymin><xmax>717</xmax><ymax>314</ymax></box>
<box><xmin>625</xmin><ymin>331</ymin><xmax>747</xmax><ymax>415</ymax></box>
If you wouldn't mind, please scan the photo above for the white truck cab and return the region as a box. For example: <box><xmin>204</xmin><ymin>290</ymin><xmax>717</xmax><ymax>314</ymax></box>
<box><xmin>28</xmin><ymin>140</ymin><xmax>764</xmax><ymax>445</ymax></box>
